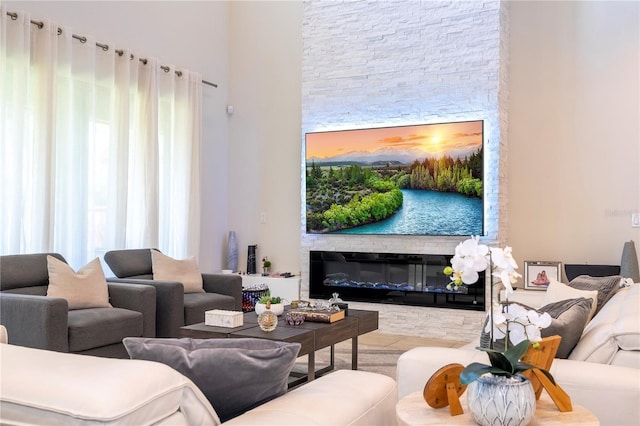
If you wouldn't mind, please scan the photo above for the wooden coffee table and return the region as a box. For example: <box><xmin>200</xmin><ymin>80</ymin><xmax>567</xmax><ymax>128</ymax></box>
<box><xmin>179</xmin><ymin>308</ymin><xmax>378</xmax><ymax>387</ymax></box>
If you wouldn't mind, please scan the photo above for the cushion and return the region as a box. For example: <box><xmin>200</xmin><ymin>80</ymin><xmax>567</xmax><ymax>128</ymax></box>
<box><xmin>480</xmin><ymin>297</ymin><xmax>593</xmax><ymax>358</ymax></box>
<box><xmin>569</xmin><ymin>284</ymin><xmax>640</xmax><ymax>364</ymax></box>
<box><xmin>151</xmin><ymin>249</ymin><xmax>204</xmax><ymax>293</ymax></box>
<box><xmin>46</xmin><ymin>256</ymin><xmax>112</xmax><ymax>309</ymax></box>
<box><xmin>67</xmin><ymin>308</ymin><xmax>143</xmax><ymax>352</ymax></box>
<box><xmin>123</xmin><ymin>337</ymin><xmax>301</xmax><ymax>422</ymax></box>
<box><xmin>568</xmin><ymin>275</ymin><xmax>622</xmax><ymax>315</ymax></box>
<box><xmin>543</xmin><ymin>279</ymin><xmax>598</xmax><ymax>322</ymax></box>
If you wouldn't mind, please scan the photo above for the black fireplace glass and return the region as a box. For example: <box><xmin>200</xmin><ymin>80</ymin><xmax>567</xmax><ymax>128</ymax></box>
<box><xmin>309</xmin><ymin>251</ymin><xmax>485</xmax><ymax>311</ymax></box>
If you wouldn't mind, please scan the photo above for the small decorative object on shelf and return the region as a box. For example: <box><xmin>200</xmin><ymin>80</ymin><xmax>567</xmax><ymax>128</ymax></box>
<box><xmin>262</xmin><ymin>256</ymin><xmax>271</xmax><ymax>276</ymax></box>
<box><xmin>257</xmin><ymin>300</ymin><xmax>278</xmax><ymax>332</ymax></box>
<box><xmin>247</xmin><ymin>245</ymin><xmax>257</xmax><ymax>275</ymax></box>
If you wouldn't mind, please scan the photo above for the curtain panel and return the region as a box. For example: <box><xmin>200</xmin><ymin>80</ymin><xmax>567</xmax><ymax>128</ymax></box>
<box><xmin>0</xmin><ymin>9</ymin><xmax>202</xmax><ymax>268</ymax></box>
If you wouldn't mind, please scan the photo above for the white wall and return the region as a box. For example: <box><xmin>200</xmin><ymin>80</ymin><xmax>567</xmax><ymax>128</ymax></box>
<box><xmin>508</xmin><ymin>1</ymin><xmax>640</xmax><ymax>269</ymax></box>
<box><xmin>227</xmin><ymin>1</ymin><xmax>302</xmax><ymax>275</ymax></box>
<box><xmin>5</xmin><ymin>0</ymin><xmax>232</xmax><ymax>272</ymax></box>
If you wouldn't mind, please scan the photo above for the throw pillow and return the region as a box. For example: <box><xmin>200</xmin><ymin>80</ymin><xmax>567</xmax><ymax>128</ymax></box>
<box><xmin>568</xmin><ymin>275</ymin><xmax>622</xmax><ymax>315</ymax></box>
<box><xmin>151</xmin><ymin>250</ymin><xmax>204</xmax><ymax>293</ymax></box>
<box><xmin>543</xmin><ymin>279</ymin><xmax>598</xmax><ymax>322</ymax></box>
<box><xmin>480</xmin><ymin>297</ymin><xmax>593</xmax><ymax>358</ymax></box>
<box><xmin>46</xmin><ymin>256</ymin><xmax>112</xmax><ymax>309</ymax></box>
<box><xmin>123</xmin><ymin>337</ymin><xmax>301</xmax><ymax>422</ymax></box>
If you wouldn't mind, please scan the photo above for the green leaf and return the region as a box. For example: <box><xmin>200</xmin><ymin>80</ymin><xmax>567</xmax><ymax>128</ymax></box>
<box><xmin>503</xmin><ymin>340</ymin><xmax>531</xmax><ymax>366</ymax></box>
<box><xmin>486</xmin><ymin>351</ymin><xmax>513</xmax><ymax>374</ymax></box>
<box><xmin>460</xmin><ymin>363</ymin><xmax>494</xmax><ymax>384</ymax></box>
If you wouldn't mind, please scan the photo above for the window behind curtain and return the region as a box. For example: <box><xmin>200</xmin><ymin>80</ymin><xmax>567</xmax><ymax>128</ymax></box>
<box><xmin>0</xmin><ymin>10</ymin><xmax>202</xmax><ymax>269</ymax></box>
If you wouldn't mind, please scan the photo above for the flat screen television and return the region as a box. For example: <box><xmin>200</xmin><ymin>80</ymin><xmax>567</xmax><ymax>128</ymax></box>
<box><xmin>305</xmin><ymin>120</ymin><xmax>484</xmax><ymax>236</ymax></box>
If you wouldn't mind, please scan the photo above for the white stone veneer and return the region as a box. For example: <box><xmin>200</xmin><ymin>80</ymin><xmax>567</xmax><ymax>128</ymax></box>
<box><xmin>301</xmin><ymin>0</ymin><xmax>509</xmax><ymax>342</ymax></box>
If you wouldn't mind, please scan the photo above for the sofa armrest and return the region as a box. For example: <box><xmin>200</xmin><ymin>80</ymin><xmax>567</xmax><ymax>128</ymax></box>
<box><xmin>223</xmin><ymin>370</ymin><xmax>397</xmax><ymax>425</ymax></box>
<box><xmin>0</xmin><ymin>293</ymin><xmax>69</xmax><ymax>352</ymax></box>
<box><xmin>107</xmin><ymin>283</ymin><xmax>157</xmax><ymax>338</ymax></box>
<box><xmin>107</xmin><ymin>278</ymin><xmax>185</xmax><ymax>337</ymax></box>
<box><xmin>202</xmin><ymin>274</ymin><xmax>242</xmax><ymax>311</ymax></box>
<box><xmin>549</xmin><ymin>358</ymin><xmax>640</xmax><ymax>425</ymax></box>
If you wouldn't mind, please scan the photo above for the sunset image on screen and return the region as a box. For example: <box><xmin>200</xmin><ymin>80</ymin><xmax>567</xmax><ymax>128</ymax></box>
<box><xmin>305</xmin><ymin>120</ymin><xmax>484</xmax><ymax>236</ymax></box>
<box><xmin>306</xmin><ymin>120</ymin><xmax>482</xmax><ymax>164</ymax></box>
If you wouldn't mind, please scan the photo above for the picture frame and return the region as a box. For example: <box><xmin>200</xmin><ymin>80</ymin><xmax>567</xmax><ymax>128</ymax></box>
<box><xmin>524</xmin><ymin>261</ymin><xmax>562</xmax><ymax>290</ymax></box>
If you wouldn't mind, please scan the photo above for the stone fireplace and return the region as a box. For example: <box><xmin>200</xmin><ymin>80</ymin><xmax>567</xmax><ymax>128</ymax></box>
<box><xmin>300</xmin><ymin>0</ymin><xmax>509</xmax><ymax>342</ymax></box>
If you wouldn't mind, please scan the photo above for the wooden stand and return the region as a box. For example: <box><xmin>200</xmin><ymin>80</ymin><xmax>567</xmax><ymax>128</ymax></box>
<box><xmin>423</xmin><ymin>363</ymin><xmax>467</xmax><ymax>416</ymax></box>
<box><xmin>522</xmin><ymin>335</ymin><xmax>573</xmax><ymax>412</ymax></box>
<box><xmin>423</xmin><ymin>335</ymin><xmax>572</xmax><ymax>417</ymax></box>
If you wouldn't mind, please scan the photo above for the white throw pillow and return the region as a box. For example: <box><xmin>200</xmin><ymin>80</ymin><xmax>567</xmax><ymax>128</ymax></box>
<box><xmin>46</xmin><ymin>256</ymin><xmax>112</xmax><ymax>309</ymax></box>
<box><xmin>569</xmin><ymin>284</ymin><xmax>640</xmax><ymax>363</ymax></box>
<box><xmin>151</xmin><ymin>250</ymin><xmax>204</xmax><ymax>293</ymax></box>
<box><xmin>543</xmin><ymin>279</ymin><xmax>598</xmax><ymax>322</ymax></box>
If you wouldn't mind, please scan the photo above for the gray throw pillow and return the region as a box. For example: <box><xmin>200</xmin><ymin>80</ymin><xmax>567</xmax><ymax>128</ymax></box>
<box><xmin>123</xmin><ymin>337</ymin><xmax>301</xmax><ymax>422</ymax></box>
<box><xmin>569</xmin><ymin>275</ymin><xmax>622</xmax><ymax>315</ymax></box>
<box><xmin>480</xmin><ymin>297</ymin><xmax>593</xmax><ymax>359</ymax></box>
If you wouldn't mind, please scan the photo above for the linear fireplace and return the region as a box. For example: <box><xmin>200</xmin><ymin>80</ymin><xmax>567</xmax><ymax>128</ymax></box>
<box><xmin>309</xmin><ymin>251</ymin><xmax>485</xmax><ymax>311</ymax></box>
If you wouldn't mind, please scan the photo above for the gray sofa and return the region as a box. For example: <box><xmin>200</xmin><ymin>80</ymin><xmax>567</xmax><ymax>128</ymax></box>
<box><xmin>0</xmin><ymin>253</ymin><xmax>156</xmax><ymax>358</ymax></box>
<box><xmin>105</xmin><ymin>249</ymin><xmax>243</xmax><ymax>337</ymax></box>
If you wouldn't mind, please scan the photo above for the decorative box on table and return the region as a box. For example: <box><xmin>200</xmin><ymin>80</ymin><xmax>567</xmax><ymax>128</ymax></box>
<box><xmin>205</xmin><ymin>310</ymin><xmax>243</xmax><ymax>328</ymax></box>
<box><xmin>288</xmin><ymin>308</ymin><xmax>345</xmax><ymax>323</ymax></box>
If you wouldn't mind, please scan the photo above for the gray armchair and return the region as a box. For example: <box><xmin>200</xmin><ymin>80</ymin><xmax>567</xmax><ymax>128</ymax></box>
<box><xmin>0</xmin><ymin>253</ymin><xmax>156</xmax><ymax>358</ymax></box>
<box><xmin>104</xmin><ymin>249</ymin><xmax>242</xmax><ymax>337</ymax></box>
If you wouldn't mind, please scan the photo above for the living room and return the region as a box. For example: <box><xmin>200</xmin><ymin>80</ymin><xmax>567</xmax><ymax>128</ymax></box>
<box><xmin>5</xmin><ymin>2</ymin><xmax>640</xmax><ymax>337</ymax></box>
<box><xmin>1</xmin><ymin>0</ymin><xmax>639</xmax><ymax>425</ymax></box>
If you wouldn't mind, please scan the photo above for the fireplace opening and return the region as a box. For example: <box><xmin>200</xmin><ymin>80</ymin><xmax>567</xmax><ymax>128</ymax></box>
<box><xmin>309</xmin><ymin>250</ymin><xmax>485</xmax><ymax>311</ymax></box>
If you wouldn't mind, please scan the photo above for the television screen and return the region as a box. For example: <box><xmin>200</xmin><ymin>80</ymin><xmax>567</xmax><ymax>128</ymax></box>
<box><xmin>305</xmin><ymin>120</ymin><xmax>484</xmax><ymax>236</ymax></box>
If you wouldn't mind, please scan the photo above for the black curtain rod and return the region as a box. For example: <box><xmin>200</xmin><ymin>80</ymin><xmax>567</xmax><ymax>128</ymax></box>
<box><xmin>6</xmin><ymin>11</ymin><xmax>218</xmax><ymax>88</ymax></box>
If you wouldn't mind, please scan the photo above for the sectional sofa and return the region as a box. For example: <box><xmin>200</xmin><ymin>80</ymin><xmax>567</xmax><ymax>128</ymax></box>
<box><xmin>0</xmin><ymin>326</ymin><xmax>397</xmax><ymax>425</ymax></box>
<box><xmin>397</xmin><ymin>282</ymin><xmax>640</xmax><ymax>425</ymax></box>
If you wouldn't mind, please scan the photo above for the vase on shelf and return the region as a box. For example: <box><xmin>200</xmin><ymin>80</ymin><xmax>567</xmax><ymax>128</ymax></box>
<box><xmin>226</xmin><ymin>231</ymin><xmax>238</xmax><ymax>272</ymax></box>
<box><xmin>247</xmin><ymin>245</ymin><xmax>257</xmax><ymax>275</ymax></box>
<box><xmin>466</xmin><ymin>374</ymin><xmax>536</xmax><ymax>426</ymax></box>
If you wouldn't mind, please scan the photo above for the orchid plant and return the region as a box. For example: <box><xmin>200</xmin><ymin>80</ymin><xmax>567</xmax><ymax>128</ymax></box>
<box><xmin>444</xmin><ymin>236</ymin><xmax>555</xmax><ymax>384</ymax></box>
<box><xmin>443</xmin><ymin>236</ymin><xmax>521</xmax><ymax>295</ymax></box>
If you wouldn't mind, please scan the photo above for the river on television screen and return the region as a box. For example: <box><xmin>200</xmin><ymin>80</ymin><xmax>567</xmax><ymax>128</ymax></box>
<box><xmin>335</xmin><ymin>189</ymin><xmax>483</xmax><ymax>235</ymax></box>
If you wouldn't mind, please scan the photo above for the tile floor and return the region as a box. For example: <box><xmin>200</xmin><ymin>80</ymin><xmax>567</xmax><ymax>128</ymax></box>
<box><xmin>358</xmin><ymin>331</ymin><xmax>468</xmax><ymax>351</ymax></box>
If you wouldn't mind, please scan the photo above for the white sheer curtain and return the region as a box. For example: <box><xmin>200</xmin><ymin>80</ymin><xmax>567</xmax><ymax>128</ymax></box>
<box><xmin>0</xmin><ymin>9</ymin><xmax>202</xmax><ymax>269</ymax></box>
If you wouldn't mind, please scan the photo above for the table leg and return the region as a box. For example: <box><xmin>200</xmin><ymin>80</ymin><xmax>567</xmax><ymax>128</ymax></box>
<box><xmin>352</xmin><ymin>336</ymin><xmax>358</xmax><ymax>370</ymax></box>
<box><xmin>308</xmin><ymin>350</ymin><xmax>315</xmax><ymax>381</ymax></box>
<box><xmin>330</xmin><ymin>344</ymin><xmax>335</xmax><ymax>369</ymax></box>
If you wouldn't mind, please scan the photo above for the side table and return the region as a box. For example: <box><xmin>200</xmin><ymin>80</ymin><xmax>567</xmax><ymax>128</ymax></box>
<box><xmin>396</xmin><ymin>391</ymin><xmax>599</xmax><ymax>426</ymax></box>
<box><xmin>241</xmin><ymin>274</ymin><xmax>300</xmax><ymax>303</ymax></box>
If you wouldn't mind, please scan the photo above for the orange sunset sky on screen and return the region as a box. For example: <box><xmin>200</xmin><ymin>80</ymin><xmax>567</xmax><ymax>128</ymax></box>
<box><xmin>306</xmin><ymin>120</ymin><xmax>482</xmax><ymax>160</ymax></box>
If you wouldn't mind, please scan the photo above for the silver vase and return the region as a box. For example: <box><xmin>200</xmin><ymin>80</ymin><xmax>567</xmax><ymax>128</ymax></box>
<box><xmin>226</xmin><ymin>231</ymin><xmax>238</xmax><ymax>272</ymax></box>
<box><xmin>466</xmin><ymin>374</ymin><xmax>536</xmax><ymax>426</ymax></box>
